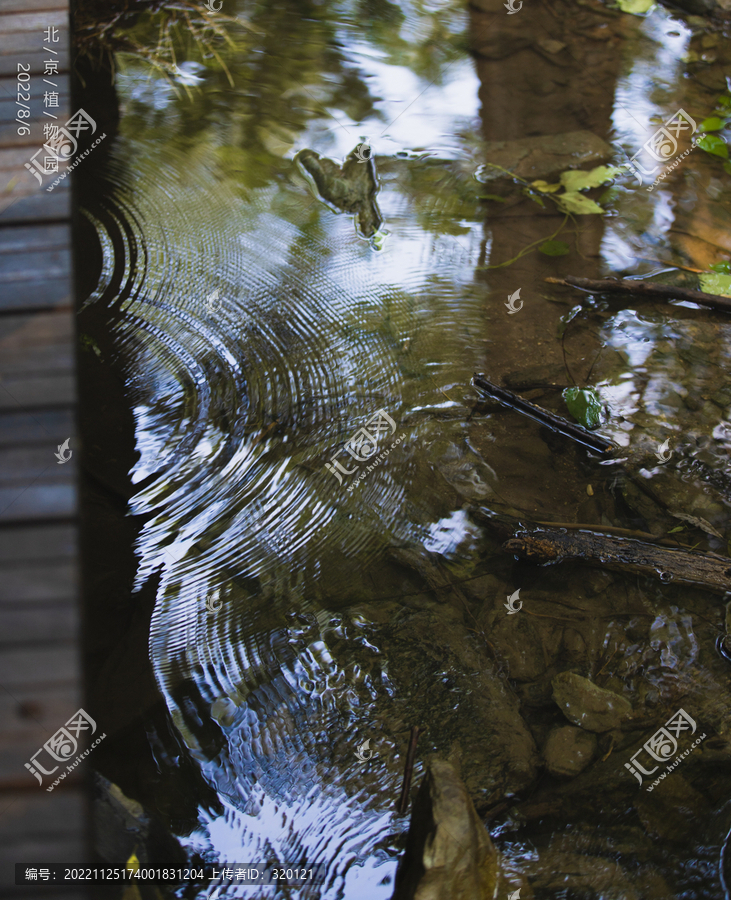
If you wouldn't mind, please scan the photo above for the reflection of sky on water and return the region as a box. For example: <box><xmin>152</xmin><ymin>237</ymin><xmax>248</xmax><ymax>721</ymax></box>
<box><xmin>294</xmin><ymin>55</ymin><xmax>480</xmax><ymax>161</ymax></box>
<box><xmin>611</xmin><ymin>7</ymin><xmax>691</xmax><ymax>152</ymax></box>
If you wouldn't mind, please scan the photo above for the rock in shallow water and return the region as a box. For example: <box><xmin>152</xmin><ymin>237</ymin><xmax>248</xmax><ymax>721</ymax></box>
<box><xmin>543</xmin><ymin>725</ymin><xmax>597</xmax><ymax>777</ymax></box>
<box><xmin>391</xmin><ymin>757</ymin><xmax>498</xmax><ymax>900</ymax></box>
<box><xmin>552</xmin><ymin>672</ymin><xmax>632</xmax><ymax>733</ymax></box>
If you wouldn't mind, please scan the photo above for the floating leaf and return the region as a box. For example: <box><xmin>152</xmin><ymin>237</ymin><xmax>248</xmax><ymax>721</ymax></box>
<box><xmin>617</xmin><ymin>0</ymin><xmax>655</xmax><ymax>13</ymax></box>
<box><xmin>556</xmin><ymin>192</ymin><xmax>605</xmax><ymax>216</ymax></box>
<box><xmin>699</xmin><ymin>272</ymin><xmax>731</xmax><ymax>297</ymax></box>
<box><xmin>531</xmin><ymin>179</ymin><xmax>561</xmax><ymax>193</ymax></box>
<box><xmin>696</xmin><ymin>134</ymin><xmax>729</xmax><ymax>158</ymax></box>
<box><xmin>717</xmin><ymin>95</ymin><xmax>731</xmax><ymax>109</ymax></box>
<box><xmin>700</xmin><ymin>116</ymin><xmax>727</xmax><ymax>132</ymax></box>
<box><xmin>539</xmin><ymin>240</ymin><xmax>570</xmax><ymax>257</ymax></box>
<box><xmin>710</xmin><ymin>262</ymin><xmax>731</xmax><ymax>274</ymax></box>
<box><xmin>559</xmin><ymin>165</ymin><xmax>621</xmax><ymax>193</ymax></box>
<box><xmin>563</xmin><ymin>387</ymin><xmax>603</xmax><ymax>429</ymax></box>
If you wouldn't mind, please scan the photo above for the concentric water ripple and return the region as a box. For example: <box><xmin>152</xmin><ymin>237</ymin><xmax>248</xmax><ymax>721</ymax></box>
<box><xmin>82</xmin><ymin>128</ymin><xmax>487</xmax><ymax>897</ymax></box>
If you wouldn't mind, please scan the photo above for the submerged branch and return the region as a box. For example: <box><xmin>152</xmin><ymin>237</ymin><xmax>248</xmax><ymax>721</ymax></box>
<box><xmin>471</xmin><ymin>507</ymin><xmax>731</xmax><ymax>596</ymax></box>
<box><xmin>472</xmin><ymin>374</ymin><xmax>617</xmax><ymax>458</ymax></box>
<box><xmin>546</xmin><ymin>275</ymin><xmax>731</xmax><ymax>314</ymax></box>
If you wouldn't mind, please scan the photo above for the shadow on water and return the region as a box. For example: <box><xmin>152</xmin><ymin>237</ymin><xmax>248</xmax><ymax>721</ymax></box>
<box><xmin>74</xmin><ymin>0</ymin><xmax>731</xmax><ymax>897</ymax></box>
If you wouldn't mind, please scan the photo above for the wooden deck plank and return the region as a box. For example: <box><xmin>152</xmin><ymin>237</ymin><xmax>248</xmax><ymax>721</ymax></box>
<box><xmin>0</xmin><ymin>686</ymin><xmax>83</xmax><ymax>746</ymax></box>
<box><xmin>0</xmin><ymin>222</ymin><xmax>69</xmax><ymax>251</ymax></box>
<box><xmin>0</xmin><ymin>524</ymin><xmax>76</xmax><ymax>561</ymax></box>
<box><xmin>0</xmin><ymin>2</ymin><xmax>89</xmax><ymax>886</ymax></box>
<box><xmin>0</xmin><ymin>606</ymin><xmax>78</xmax><ymax>645</ymax></box>
<box><xmin>0</xmin><ymin>562</ymin><xmax>77</xmax><ymax>602</ymax></box>
<box><xmin>0</xmin><ymin>411</ymin><xmax>75</xmax><ymax>446</ymax></box>
<box><xmin>0</xmin><ymin>441</ymin><xmax>76</xmax><ymax>488</ymax></box>
<box><xmin>0</xmin><ymin>310</ymin><xmax>73</xmax><ymax>352</ymax></box>
<box><xmin>0</xmin><ymin>484</ymin><xmax>76</xmax><ymax>522</ymax></box>
<box><xmin>0</xmin><ymin>445</ymin><xmax>76</xmax><ymax>485</ymax></box>
<box><xmin>0</xmin><ymin>373</ymin><xmax>75</xmax><ymax>408</ymax></box>
<box><xmin>0</xmin><ymin>278</ymin><xmax>72</xmax><ymax>313</ymax></box>
<box><xmin>0</xmin><ymin>49</ymin><xmax>69</xmax><ymax>78</ymax></box>
<box><xmin>0</xmin><ymin>184</ymin><xmax>70</xmax><ymax>222</ymax></box>
<box><xmin>0</xmin><ymin>76</ymin><xmax>70</xmax><ymax>119</ymax></box>
<box><xmin>0</xmin><ymin>11</ymin><xmax>67</xmax><ymax>33</ymax></box>
<box><xmin>0</xmin><ymin>646</ymin><xmax>79</xmax><ymax>689</ymax></box>
<box><xmin>0</xmin><ymin>0</ymin><xmax>69</xmax><ymax>11</ymax></box>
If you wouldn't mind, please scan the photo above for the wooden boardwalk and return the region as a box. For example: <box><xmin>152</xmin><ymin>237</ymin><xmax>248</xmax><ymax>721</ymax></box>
<box><xmin>0</xmin><ymin>0</ymin><xmax>89</xmax><ymax>896</ymax></box>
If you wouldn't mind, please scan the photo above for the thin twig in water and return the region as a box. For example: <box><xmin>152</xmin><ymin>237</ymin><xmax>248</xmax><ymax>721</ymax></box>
<box><xmin>397</xmin><ymin>727</ymin><xmax>421</xmax><ymax>816</ymax></box>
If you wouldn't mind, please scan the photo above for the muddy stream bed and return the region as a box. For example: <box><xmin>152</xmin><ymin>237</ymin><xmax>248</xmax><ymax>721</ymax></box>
<box><xmin>73</xmin><ymin>0</ymin><xmax>731</xmax><ymax>896</ymax></box>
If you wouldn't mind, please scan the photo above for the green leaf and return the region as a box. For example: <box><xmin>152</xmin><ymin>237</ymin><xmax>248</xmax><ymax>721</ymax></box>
<box><xmin>616</xmin><ymin>0</ymin><xmax>655</xmax><ymax>14</ymax></box>
<box><xmin>531</xmin><ymin>179</ymin><xmax>561</xmax><ymax>193</ymax></box>
<box><xmin>559</xmin><ymin>165</ymin><xmax>621</xmax><ymax>193</ymax></box>
<box><xmin>716</xmin><ymin>95</ymin><xmax>731</xmax><ymax>110</ymax></box>
<box><xmin>709</xmin><ymin>262</ymin><xmax>731</xmax><ymax>274</ymax></box>
<box><xmin>700</xmin><ymin>116</ymin><xmax>727</xmax><ymax>132</ymax></box>
<box><xmin>668</xmin><ymin>526</ymin><xmax>685</xmax><ymax>534</ymax></box>
<box><xmin>556</xmin><ymin>192</ymin><xmax>605</xmax><ymax>216</ymax></box>
<box><xmin>699</xmin><ymin>272</ymin><xmax>731</xmax><ymax>297</ymax></box>
<box><xmin>539</xmin><ymin>240</ymin><xmax>570</xmax><ymax>257</ymax></box>
<box><xmin>723</xmin><ymin>160</ymin><xmax>731</xmax><ymax>175</ymax></box>
<box><xmin>696</xmin><ymin>134</ymin><xmax>729</xmax><ymax>158</ymax></box>
<box><xmin>562</xmin><ymin>387</ymin><xmax>603</xmax><ymax>429</ymax></box>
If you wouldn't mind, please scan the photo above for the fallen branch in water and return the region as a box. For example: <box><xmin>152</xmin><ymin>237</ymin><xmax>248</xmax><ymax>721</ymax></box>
<box><xmin>546</xmin><ymin>275</ymin><xmax>731</xmax><ymax>314</ymax></box>
<box><xmin>472</xmin><ymin>374</ymin><xmax>617</xmax><ymax>458</ymax></box>
<box><xmin>397</xmin><ymin>727</ymin><xmax>422</xmax><ymax>816</ymax></box>
<box><xmin>471</xmin><ymin>507</ymin><xmax>731</xmax><ymax>595</ymax></box>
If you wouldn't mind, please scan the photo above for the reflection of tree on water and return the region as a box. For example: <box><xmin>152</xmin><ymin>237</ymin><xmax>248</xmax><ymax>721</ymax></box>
<box><xmin>77</xmin><ymin>0</ymin><xmax>731</xmax><ymax>897</ymax></box>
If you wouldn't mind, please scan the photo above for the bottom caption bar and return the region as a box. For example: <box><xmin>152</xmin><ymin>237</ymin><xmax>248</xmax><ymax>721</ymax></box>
<box><xmin>16</xmin><ymin>864</ymin><xmax>327</xmax><ymax>885</ymax></box>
